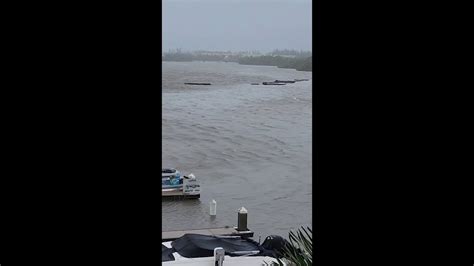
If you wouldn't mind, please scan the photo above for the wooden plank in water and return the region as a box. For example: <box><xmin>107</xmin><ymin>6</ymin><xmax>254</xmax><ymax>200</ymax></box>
<box><xmin>184</xmin><ymin>82</ymin><xmax>211</xmax><ymax>85</ymax></box>
<box><xmin>262</xmin><ymin>82</ymin><xmax>286</xmax><ymax>85</ymax></box>
<box><xmin>274</xmin><ymin>80</ymin><xmax>296</xmax><ymax>83</ymax></box>
<box><xmin>162</xmin><ymin>227</ymin><xmax>254</xmax><ymax>241</ymax></box>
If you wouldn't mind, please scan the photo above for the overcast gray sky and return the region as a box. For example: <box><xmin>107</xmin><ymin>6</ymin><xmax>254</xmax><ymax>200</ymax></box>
<box><xmin>163</xmin><ymin>0</ymin><xmax>312</xmax><ymax>53</ymax></box>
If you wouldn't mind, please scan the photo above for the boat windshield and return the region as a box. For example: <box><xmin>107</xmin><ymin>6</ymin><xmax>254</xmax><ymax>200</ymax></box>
<box><xmin>162</xmin><ymin>168</ymin><xmax>176</xmax><ymax>174</ymax></box>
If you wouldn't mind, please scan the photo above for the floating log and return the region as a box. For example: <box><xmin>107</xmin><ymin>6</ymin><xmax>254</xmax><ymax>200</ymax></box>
<box><xmin>184</xmin><ymin>82</ymin><xmax>211</xmax><ymax>85</ymax></box>
<box><xmin>294</xmin><ymin>79</ymin><xmax>310</xmax><ymax>82</ymax></box>
<box><xmin>262</xmin><ymin>82</ymin><xmax>286</xmax><ymax>85</ymax></box>
<box><xmin>274</xmin><ymin>80</ymin><xmax>296</xmax><ymax>83</ymax></box>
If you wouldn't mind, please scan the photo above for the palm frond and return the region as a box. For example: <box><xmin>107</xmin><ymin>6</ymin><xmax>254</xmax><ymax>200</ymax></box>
<box><xmin>279</xmin><ymin>226</ymin><xmax>313</xmax><ymax>265</ymax></box>
<box><xmin>265</xmin><ymin>226</ymin><xmax>313</xmax><ymax>265</ymax></box>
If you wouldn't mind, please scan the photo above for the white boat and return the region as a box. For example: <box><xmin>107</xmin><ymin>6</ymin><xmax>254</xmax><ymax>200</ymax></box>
<box><xmin>162</xmin><ymin>234</ymin><xmax>288</xmax><ymax>265</ymax></box>
<box><xmin>162</xmin><ymin>168</ymin><xmax>201</xmax><ymax>199</ymax></box>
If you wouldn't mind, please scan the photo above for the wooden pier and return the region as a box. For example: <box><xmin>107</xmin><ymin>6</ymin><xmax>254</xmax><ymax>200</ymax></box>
<box><xmin>162</xmin><ymin>206</ymin><xmax>253</xmax><ymax>241</ymax></box>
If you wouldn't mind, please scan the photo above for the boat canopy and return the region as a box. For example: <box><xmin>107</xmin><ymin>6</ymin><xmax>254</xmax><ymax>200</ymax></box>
<box><xmin>171</xmin><ymin>234</ymin><xmax>260</xmax><ymax>259</ymax></box>
<box><xmin>162</xmin><ymin>244</ymin><xmax>175</xmax><ymax>262</ymax></box>
<box><xmin>162</xmin><ymin>168</ymin><xmax>177</xmax><ymax>174</ymax></box>
<box><xmin>161</xmin><ymin>233</ymin><xmax>288</xmax><ymax>262</ymax></box>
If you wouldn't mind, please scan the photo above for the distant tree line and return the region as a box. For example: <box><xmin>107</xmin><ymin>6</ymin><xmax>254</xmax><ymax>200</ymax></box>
<box><xmin>162</xmin><ymin>52</ymin><xmax>240</xmax><ymax>62</ymax></box>
<box><xmin>162</xmin><ymin>50</ymin><xmax>312</xmax><ymax>71</ymax></box>
<box><xmin>162</xmin><ymin>52</ymin><xmax>194</xmax><ymax>62</ymax></box>
<box><xmin>238</xmin><ymin>55</ymin><xmax>312</xmax><ymax>71</ymax></box>
<box><xmin>269</xmin><ymin>49</ymin><xmax>312</xmax><ymax>58</ymax></box>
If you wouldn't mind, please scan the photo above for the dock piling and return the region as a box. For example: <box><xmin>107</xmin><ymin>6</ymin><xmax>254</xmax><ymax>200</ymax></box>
<box><xmin>237</xmin><ymin>207</ymin><xmax>248</xmax><ymax>231</ymax></box>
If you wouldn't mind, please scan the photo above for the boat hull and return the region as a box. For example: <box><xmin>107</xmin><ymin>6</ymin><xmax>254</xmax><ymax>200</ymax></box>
<box><xmin>162</xmin><ymin>188</ymin><xmax>200</xmax><ymax>199</ymax></box>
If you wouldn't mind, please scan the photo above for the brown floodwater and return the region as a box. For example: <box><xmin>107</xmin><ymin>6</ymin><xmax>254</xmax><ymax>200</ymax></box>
<box><xmin>162</xmin><ymin>61</ymin><xmax>312</xmax><ymax>239</ymax></box>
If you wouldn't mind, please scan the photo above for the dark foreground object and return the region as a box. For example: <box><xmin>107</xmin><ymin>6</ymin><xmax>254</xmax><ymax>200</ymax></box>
<box><xmin>184</xmin><ymin>82</ymin><xmax>211</xmax><ymax>85</ymax></box>
<box><xmin>162</xmin><ymin>233</ymin><xmax>288</xmax><ymax>261</ymax></box>
<box><xmin>162</xmin><ymin>227</ymin><xmax>254</xmax><ymax>241</ymax></box>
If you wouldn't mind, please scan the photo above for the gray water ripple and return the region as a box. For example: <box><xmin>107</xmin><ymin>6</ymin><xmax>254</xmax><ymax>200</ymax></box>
<box><xmin>162</xmin><ymin>62</ymin><xmax>312</xmax><ymax>239</ymax></box>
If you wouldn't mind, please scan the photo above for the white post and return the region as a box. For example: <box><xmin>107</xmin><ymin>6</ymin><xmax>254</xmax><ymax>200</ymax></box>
<box><xmin>214</xmin><ymin>247</ymin><xmax>225</xmax><ymax>266</ymax></box>
<box><xmin>210</xmin><ymin>199</ymin><xmax>217</xmax><ymax>216</ymax></box>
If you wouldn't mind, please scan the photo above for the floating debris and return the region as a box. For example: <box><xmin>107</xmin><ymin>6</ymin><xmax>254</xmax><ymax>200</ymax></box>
<box><xmin>184</xmin><ymin>82</ymin><xmax>211</xmax><ymax>85</ymax></box>
<box><xmin>262</xmin><ymin>82</ymin><xmax>286</xmax><ymax>85</ymax></box>
<box><xmin>274</xmin><ymin>80</ymin><xmax>296</xmax><ymax>83</ymax></box>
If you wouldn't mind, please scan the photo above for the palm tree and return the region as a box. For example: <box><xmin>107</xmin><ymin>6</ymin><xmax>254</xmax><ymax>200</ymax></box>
<box><xmin>266</xmin><ymin>226</ymin><xmax>313</xmax><ymax>266</ymax></box>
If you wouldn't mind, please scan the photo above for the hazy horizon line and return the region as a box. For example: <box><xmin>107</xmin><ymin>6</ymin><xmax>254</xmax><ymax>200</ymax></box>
<box><xmin>163</xmin><ymin>48</ymin><xmax>312</xmax><ymax>53</ymax></box>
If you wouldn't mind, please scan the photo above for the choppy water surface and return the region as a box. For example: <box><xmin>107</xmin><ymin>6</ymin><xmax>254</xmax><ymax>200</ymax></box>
<box><xmin>162</xmin><ymin>62</ymin><xmax>312</xmax><ymax>239</ymax></box>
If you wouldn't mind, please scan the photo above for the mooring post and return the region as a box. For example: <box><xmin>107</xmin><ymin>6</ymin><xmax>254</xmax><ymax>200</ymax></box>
<box><xmin>237</xmin><ymin>207</ymin><xmax>248</xmax><ymax>231</ymax></box>
<box><xmin>210</xmin><ymin>199</ymin><xmax>217</xmax><ymax>216</ymax></box>
<box><xmin>214</xmin><ymin>247</ymin><xmax>225</xmax><ymax>266</ymax></box>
